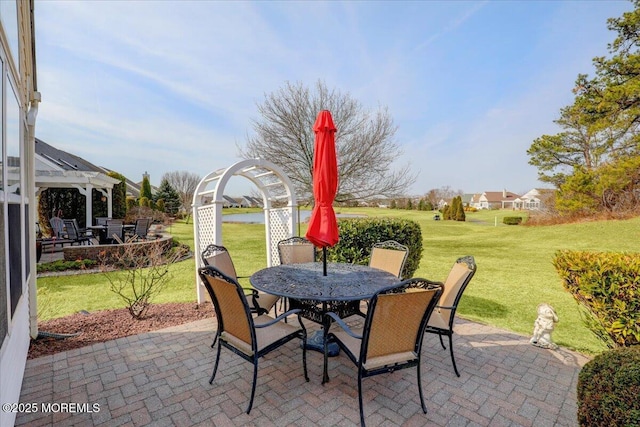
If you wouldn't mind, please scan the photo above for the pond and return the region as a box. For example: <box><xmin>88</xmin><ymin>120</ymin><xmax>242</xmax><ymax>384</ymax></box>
<box><xmin>222</xmin><ymin>211</ymin><xmax>363</xmax><ymax>224</ymax></box>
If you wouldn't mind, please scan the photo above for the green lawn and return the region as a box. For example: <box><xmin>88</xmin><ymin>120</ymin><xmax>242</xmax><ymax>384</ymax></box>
<box><xmin>37</xmin><ymin>208</ymin><xmax>640</xmax><ymax>356</ymax></box>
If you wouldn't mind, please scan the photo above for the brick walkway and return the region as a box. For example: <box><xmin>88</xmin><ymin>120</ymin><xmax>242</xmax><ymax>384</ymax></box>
<box><xmin>16</xmin><ymin>317</ymin><xmax>589</xmax><ymax>426</ymax></box>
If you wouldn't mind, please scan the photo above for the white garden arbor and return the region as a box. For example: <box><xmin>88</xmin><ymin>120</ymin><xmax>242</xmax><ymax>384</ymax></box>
<box><xmin>192</xmin><ymin>159</ymin><xmax>299</xmax><ymax>303</ymax></box>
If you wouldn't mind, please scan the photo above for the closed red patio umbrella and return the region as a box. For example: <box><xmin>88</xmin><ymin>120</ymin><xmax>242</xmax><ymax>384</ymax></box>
<box><xmin>305</xmin><ymin>110</ymin><xmax>339</xmax><ymax>275</ymax></box>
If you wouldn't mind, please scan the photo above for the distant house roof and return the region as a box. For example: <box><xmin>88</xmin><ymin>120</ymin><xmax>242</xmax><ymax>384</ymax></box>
<box><xmin>222</xmin><ymin>195</ymin><xmax>240</xmax><ymax>206</ymax></box>
<box><xmin>461</xmin><ymin>194</ymin><xmax>475</xmax><ymax>204</ymax></box>
<box><xmin>36</xmin><ymin>138</ymin><xmax>152</xmax><ymax>199</ymax></box>
<box><xmin>35</xmin><ymin>138</ymin><xmax>103</xmax><ymax>172</ymax></box>
<box><xmin>34</xmin><ymin>138</ymin><xmax>121</xmax><ymax>226</ymax></box>
<box><xmin>98</xmin><ymin>167</ymin><xmax>142</xmax><ymax>197</ymax></box>
<box><xmin>242</xmin><ymin>195</ymin><xmax>263</xmax><ymax>207</ymax></box>
<box><xmin>481</xmin><ymin>191</ymin><xmax>520</xmax><ymax>203</ymax></box>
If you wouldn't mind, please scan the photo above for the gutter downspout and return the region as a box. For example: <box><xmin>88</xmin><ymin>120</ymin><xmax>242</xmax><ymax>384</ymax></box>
<box><xmin>27</xmin><ymin>91</ymin><xmax>41</xmax><ymax>339</ymax></box>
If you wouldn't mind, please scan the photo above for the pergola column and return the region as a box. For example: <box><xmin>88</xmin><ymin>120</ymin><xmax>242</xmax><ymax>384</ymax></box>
<box><xmin>107</xmin><ymin>188</ymin><xmax>113</xmax><ymax>218</ymax></box>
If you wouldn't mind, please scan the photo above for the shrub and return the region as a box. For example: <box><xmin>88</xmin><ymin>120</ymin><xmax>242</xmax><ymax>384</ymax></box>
<box><xmin>577</xmin><ymin>346</ymin><xmax>640</xmax><ymax>426</ymax></box>
<box><xmin>101</xmin><ymin>241</ymin><xmax>189</xmax><ymax>319</ymax></box>
<box><xmin>454</xmin><ymin>196</ymin><xmax>466</xmax><ymax>221</ymax></box>
<box><xmin>37</xmin><ymin>259</ymin><xmax>98</xmax><ymax>273</ymax></box>
<box><xmin>503</xmin><ymin>216</ymin><xmax>523</xmax><ymax>225</ymax></box>
<box><xmin>554</xmin><ymin>250</ymin><xmax>640</xmax><ymax>347</ymax></box>
<box><xmin>126</xmin><ymin>196</ymin><xmax>136</xmax><ymax>212</ymax></box>
<box><xmin>139</xmin><ymin>196</ymin><xmax>150</xmax><ymax>208</ymax></box>
<box><xmin>326</xmin><ymin>217</ymin><xmax>422</xmax><ymax>278</ymax></box>
<box><xmin>125</xmin><ymin>206</ymin><xmax>168</xmax><ymax>224</ymax></box>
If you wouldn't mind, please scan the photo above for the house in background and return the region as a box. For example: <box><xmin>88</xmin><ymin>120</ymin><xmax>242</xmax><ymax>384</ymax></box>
<box><xmin>222</xmin><ymin>195</ymin><xmax>241</xmax><ymax>208</ymax></box>
<box><xmin>477</xmin><ymin>190</ymin><xmax>521</xmax><ymax>209</ymax></box>
<box><xmin>242</xmin><ymin>195</ymin><xmax>263</xmax><ymax>208</ymax></box>
<box><xmin>1</xmin><ymin>2</ymin><xmax>40</xmax><ymax>426</ymax></box>
<box><xmin>514</xmin><ymin>188</ymin><xmax>555</xmax><ymax>211</ymax></box>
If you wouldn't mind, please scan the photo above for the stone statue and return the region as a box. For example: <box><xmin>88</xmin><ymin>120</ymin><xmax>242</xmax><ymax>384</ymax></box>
<box><xmin>530</xmin><ymin>303</ymin><xmax>559</xmax><ymax>349</ymax></box>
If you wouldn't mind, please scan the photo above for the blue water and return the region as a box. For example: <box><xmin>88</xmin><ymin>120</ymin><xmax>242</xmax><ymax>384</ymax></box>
<box><xmin>222</xmin><ymin>211</ymin><xmax>362</xmax><ymax>224</ymax></box>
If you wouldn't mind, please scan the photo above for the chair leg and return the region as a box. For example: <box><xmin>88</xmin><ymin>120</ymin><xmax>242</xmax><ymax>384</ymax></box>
<box><xmin>448</xmin><ymin>333</ymin><xmax>460</xmax><ymax>377</ymax></box>
<box><xmin>323</xmin><ymin>330</ymin><xmax>331</xmax><ymax>384</ymax></box>
<box><xmin>417</xmin><ymin>358</ymin><xmax>427</xmax><ymax>414</ymax></box>
<box><xmin>209</xmin><ymin>341</ymin><xmax>222</xmax><ymax>384</ymax></box>
<box><xmin>302</xmin><ymin>331</ymin><xmax>309</xmax><ymax>382</ymax></box>
<box><xmin>438</xmin><ymin>333</ymin><xmax>446</xmax><ymax>350</ymax></box>
<box><xmin>358</xmin><ymin>372</ymin><xmax>366</xmax><ymax>427</ymax></box>
<box><xmin>247</xmin><ymin>359</ymin><xmax>258</xmax><ymax>414</ymax></box>
<box><xmin>210</xmin><ymin>331</ymin><xmax>219</xmax><ymax>348</ymax></box>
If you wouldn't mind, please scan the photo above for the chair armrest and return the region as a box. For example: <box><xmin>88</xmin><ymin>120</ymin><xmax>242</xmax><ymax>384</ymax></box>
<box><xmin>324</xmin><ymin>312</ymin><xmax>362</xmax><ymax>340</ymax></box>
<box><xmin>242</xmin><ymin>288</ymin><xmax>268</xmax><ymax>315</ymax></box>
<box><xmin>254</xmin><ymin>309</ymin><xmax>302</xmax><ymax>328</ymax></box>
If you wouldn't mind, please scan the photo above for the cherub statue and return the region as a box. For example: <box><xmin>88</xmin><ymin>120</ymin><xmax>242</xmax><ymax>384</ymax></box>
<box><xmin>530</xmin><ymin>303</ymin><xmax>559</xmax><ymax>349</ymax></box>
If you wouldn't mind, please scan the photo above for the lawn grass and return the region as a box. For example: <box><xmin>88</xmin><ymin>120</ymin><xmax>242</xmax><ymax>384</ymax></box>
<box><xmin>36</xmin><ymin>208</ymin><xmax>640</xmax><ymax>356</ymax></box>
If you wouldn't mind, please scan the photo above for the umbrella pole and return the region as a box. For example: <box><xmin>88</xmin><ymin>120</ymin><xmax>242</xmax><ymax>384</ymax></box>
<box><xmin>323</xmin><ymin>247</ymin><xmax>327</xmax><ymax>276</ymax></box>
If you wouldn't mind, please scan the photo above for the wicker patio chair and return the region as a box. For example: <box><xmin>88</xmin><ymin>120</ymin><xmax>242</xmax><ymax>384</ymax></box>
<box><xmin>277</xmin><ymin>236</ymin><xmax>316</xmax><ymax>316</ymax></box>
<box><xmin>424</xmin><ymin>256</ymin><xmax>477</xmax><ymax>377</ymax></box>
<box><xmin>198</xmin><ymin>265</ymin><xmax>308</xmax><ymax>414</ymax></box>
<box><xmin>369</xmin><ymin>240</ymin><xmax>409</xmax><ymax>278</ymax></box>
<box><xmin>323</xmin><ymin>278</ymin><xmax>443</xmax><ymax>427</ymax></box>
<box><xmin>201</xmin><ymin>244</ymin><xmax>280</xmax><ymax>314</ymax></box>
<box><xmin>277</xmin><ymin>236</ymin><xmax>316</xmax><ymax>264</ymax></box>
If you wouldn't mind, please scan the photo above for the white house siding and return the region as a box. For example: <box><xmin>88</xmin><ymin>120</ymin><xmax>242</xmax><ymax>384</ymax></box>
<box><xmin>0</xmin><ymin>2</ymin><xmax>38</xmax><ymax>426</ymax></box>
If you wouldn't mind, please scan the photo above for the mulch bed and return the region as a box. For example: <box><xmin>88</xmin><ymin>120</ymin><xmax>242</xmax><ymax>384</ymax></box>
<box><xmin>28</xmin><ymin>302</ymin><xmax>215</xmax><ymax>359</ymax></box>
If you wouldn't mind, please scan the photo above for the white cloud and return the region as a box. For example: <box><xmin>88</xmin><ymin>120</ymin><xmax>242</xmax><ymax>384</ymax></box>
<box><xmin>34</xmin><ymin>0</ymin><xmax>633</xmax><ymax>197</ymax></box>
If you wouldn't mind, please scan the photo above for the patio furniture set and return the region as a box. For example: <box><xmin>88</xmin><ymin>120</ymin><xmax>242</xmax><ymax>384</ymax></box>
<box><xmin>88</xmin><ymin>217</ymin><xmax>152</xmax><ymax>244</ymax></box>
<box><xmin>197</xmin><ymin>238</ymin><xmax>476</xmax><ymax>426</ymax></box>
<box><xmin>37</xmin><ymin>217</ymin><xmax>155</xmax><ymax>261</ymax></box>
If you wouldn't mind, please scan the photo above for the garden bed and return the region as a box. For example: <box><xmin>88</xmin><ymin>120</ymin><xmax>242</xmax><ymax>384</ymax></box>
<box><xmin>62</xmin><ymin>234</ymin><xmax>173</xmax><ymax>262</ymax></box>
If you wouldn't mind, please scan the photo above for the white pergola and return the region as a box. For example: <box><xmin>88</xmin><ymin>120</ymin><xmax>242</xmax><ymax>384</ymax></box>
<box><xmin>192</xmin><ymin>158</ymin><xmax>298</xmax><ymax>303</ymax></box>
<box><xmin>35</xmin><ymin>170</ymin><xmax>120</xmax><ymax>227</ymax></box>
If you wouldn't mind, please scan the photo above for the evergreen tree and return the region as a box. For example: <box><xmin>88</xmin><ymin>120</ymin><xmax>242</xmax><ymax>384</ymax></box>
<box><xmin>455</xmin><ymin>196</ymin><xmax>466</xmax><ymax>221</ymax></box>
<box><xmin>154</xmin><ymin>179</ymin><xmax>181</xmax><ymax>215</ymax></box>
<box><xmin>442</xmin><ymin>204</ymin><xmax>451</xmax><ymax>220</ymax></box>
<box><xmin>140</xmin><ymin>174</ymin><xmax>153</xmax><ymax>201</ymax></box>
<box><xmin>108</xmin><ymin>171</ymin><xmax>128</xmax><ymax>218</ymax></box>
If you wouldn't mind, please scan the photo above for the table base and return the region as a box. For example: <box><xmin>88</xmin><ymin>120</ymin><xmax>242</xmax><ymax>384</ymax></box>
<box><xmin>303</xmin><ymin>330</ymin><xmax>339</xmax><ymax>357</ymax></box>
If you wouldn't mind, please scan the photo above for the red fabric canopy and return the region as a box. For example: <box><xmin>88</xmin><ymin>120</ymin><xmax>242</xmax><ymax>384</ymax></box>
<box><xmin>305</xmin><ymin>110</ymin><xmax>339</xmax><ymax>248</ymax></box>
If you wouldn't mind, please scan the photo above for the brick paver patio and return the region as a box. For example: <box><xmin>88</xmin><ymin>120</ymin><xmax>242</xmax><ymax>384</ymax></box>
<box><xmin>16</xmin><ymin>317</ymin><xmax>589</xmax><ymax>426</ymax></box>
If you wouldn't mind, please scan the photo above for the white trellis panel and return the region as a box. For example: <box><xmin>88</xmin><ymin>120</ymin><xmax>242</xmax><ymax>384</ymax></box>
<box><xmin>267</xmin><ymin>207</ymin><xmax>297</xmax><ymax>266</ymax></box>
<box><xmin>192</xmin><ymin>159</ymin><xmax>298</xmax><ymax>303</ymax></box>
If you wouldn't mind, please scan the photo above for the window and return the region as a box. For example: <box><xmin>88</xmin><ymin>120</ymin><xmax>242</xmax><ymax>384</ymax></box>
<box><xmin>0</xmin><ymin>53</ymin><xmax>6</xmax><ymax>344</ymax></box>
<box><xmin>7</xmin><ymin>75</ymin><xmax>22</xmax><ymax>318</ymax></box>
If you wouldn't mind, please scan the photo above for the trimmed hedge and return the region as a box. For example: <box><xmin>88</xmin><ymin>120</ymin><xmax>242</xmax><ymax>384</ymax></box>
<box><xmin>503</xmin><ymin>216</ymin><xmax>523</xmax><ymax>225</ymax></box>
<box><xmin>577</xmin><ymin>346</ymin><xmax>640</xmax><ymax>426</ymax></box>
<box><xmin>554</xmin><ymin>250</ymin><xmax>640</xmax><ymax>347</ymax></box>
<box><xmin>326</xmin><ymin>217</ymin><xmax>422</xmax><ymax>278</ymax></box>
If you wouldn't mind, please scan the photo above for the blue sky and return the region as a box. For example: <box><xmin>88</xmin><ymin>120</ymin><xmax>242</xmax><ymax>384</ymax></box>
<box><xmin>34</xmin><ymin>0</ymin><xmax>633</xmax><ymax>196</ymax></box>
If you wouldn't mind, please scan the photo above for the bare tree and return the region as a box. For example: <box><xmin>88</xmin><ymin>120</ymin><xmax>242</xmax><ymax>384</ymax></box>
<box><xmin>425</xmin><ymin>186</ymin><xmax>463</xmax><ymax>207</ymax></box>
<box><xmin>238</xmin><ymin>80</ymin><xmax>416</xmax><ymax>203</ymax></box>
<box><xmin>161</xmin><ymin>171</ymin><xmax>201</xmax><ymax>223</ymax></box>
